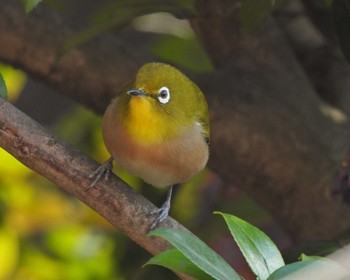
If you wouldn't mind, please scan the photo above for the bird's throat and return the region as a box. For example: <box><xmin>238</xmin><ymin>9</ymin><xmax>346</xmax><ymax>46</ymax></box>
<box><xmin>125</xmin><ymin>97</ymin><xmax>174</xmax><ymax>145</ymax></box>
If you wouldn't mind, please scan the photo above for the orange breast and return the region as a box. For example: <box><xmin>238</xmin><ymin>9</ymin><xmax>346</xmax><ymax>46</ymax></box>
<box><xmin>102</xmin><ymin>100</ymin><xmax>209</xmax><ymax>187</ymax></box>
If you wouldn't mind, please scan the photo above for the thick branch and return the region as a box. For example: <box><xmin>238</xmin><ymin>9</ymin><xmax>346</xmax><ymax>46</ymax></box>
<box><xmin>0</xmin><ymin>97</ymin><xmax>193</xmax><ymax>280</ymax></box>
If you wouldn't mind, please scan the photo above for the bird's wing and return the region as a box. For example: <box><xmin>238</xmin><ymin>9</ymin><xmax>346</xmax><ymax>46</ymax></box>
<box><xmin>198</xmin><ymin>115</ymin><xmax>210</xmax><ymax>147</ymax></box>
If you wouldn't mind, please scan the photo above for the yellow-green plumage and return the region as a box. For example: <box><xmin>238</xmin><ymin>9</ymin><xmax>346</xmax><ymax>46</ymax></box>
<box><xmin>94</xmin><ymin>62</ymin><xmax>210</xmax><ymax>229</ymax></box>
<box><xmin>102</xmin><ymin>63</ymin><xmax>210</xmax><ymax>187</ymax></box>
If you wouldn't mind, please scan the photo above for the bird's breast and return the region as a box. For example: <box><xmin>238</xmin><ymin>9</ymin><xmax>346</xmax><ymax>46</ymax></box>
<box><xmin>102</xmin><ymin>100</ymin><xmax>209</xmax><ymax>187</ymax></box>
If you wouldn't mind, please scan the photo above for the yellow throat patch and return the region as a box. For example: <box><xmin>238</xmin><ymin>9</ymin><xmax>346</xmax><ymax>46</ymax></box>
<box><xmin>126</xmin><ymin>96</ymin><xmax>174</xmax><ymax>145</ymax></box>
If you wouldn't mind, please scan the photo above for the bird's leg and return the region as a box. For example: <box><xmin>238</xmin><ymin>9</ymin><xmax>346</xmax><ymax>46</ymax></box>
<box><xmin>149</xmin><ymin>185</ymin><xmax>173</xmax><ymax>230</ymax></box>
<box><xmin>87</xmin><ymin>157</ymin><xmax>114</xmax><ymax>189</ymax></box>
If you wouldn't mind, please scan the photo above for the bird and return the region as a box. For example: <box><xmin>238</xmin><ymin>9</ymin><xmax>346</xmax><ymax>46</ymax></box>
<box><xmin>89</xmin><ymin>62</ymin><xmax>210</xmax><ymax>230</ymax></box>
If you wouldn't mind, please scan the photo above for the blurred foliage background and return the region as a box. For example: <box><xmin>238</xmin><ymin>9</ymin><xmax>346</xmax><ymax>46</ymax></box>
<box><xmin>0</xmin><ymin>1</ymin><xmax>295</xmax><ymax>279</ymax></box>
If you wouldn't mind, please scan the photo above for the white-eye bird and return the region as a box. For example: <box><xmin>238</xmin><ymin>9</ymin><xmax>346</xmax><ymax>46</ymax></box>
<box><xmin>90</xmin><ymin>62</ymin><xmax>210</xmax><ymax>229</ymax></box>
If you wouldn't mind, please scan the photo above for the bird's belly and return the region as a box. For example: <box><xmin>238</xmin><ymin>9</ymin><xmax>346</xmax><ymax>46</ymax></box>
<box><xmin>103</xmin><ymin>120</ymin><xmax>209</xmax><ymax>187</ymax></box>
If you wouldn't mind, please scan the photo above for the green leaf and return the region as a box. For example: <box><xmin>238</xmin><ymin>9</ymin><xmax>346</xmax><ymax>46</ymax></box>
<box><xmin>146</xmin><ymin>248</ymin><xmax>215</xmax><ymax>280</ymax></box>
<box><xmin>150</xmin><ymin>35</ymin><xmax>213</xmax><ymax>73</ymax></box>
<box><xmin>216</xmin><ymin>212</ymin><xmax>284</xmax><ymax>280</ymax></box>
<box><xmin>299</xmin><ymin>253</ymin><xmax>324</xmax><ymax>261</ymax></box>
<box><xmin>59</xmin><ymin>0</ymin><xmax>196</xmax><ymax>55</ymax></box>
<box><xmin>24</xmin><ymin>0</ymin><xmax>42</xmax><ymax>13</ymax></box>
<box><xmin>238</xmin><ymin>0</ymin><xmax>285</xmax><ymax>33</ymax></box>
<box><xmin>267</xmin><ymin>259</ymin><xmax>350</xmax><ymax>280</ymax></box>
<box><xmin>332</xmin><ymin>0</ymin><xmax>350</xmax><ymax>64</ymax></box>
<box><xmin>0</xmin><ymin>73</ymin><xmax>8</xmax><ymax>100</ymax></box>
<box><xmin>148</xmin><ymin>228</ymin><xmax>241</xmax><ymax>280</ymax></box>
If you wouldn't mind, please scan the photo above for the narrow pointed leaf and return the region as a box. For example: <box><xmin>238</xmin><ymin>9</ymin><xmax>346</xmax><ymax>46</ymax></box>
<box><xmin>299</xmin><ymin>254</ymin><xmax>324</xmax><ymax>261</ymax></box>
<box><xmin>148</xmin><ymin>228</ymin><xmax>241</xmax><ymax>280</ymax></box>
<box><xmin>216</xmin><ymin>212</ymin><xmax>284</xmax><ymax>280</ymax></box>
<box><xmin>146</xmin><ymin>248</ymin><xmax>215</xmax><ymax>280</ymax></box>
<box><xmin>0</xmin><ymin>74</ymin><xmax>7</xmax><ymax>100</ymax></box>
<box><xmin>267</xmin><ymin>259</ymin><xmax>350</xmax><ymax>280</ymax></box>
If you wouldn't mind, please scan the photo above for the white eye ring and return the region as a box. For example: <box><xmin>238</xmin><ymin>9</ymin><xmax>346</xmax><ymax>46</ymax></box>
<box><xmin>157</xmin><ymin>86</ymin><xmax>170</xmax><ymax>104</ymax></box>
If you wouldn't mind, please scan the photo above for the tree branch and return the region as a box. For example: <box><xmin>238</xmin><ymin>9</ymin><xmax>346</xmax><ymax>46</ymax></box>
<box><xmin>0</xmin><ymin>97</ymin><xmax>193</xmax><ymax>280</ymax></box>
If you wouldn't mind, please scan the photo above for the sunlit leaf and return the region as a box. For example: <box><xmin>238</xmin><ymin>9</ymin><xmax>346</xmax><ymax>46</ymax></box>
<box><xmin>0</xmin><ymin>64</ymin><xmax>27</xmax><ymax>102</ymax></box>
<box><xmin>46</xmin><ymin>225</ymin><xmax>106</xmax><ymax>260</ymax></box>
<box><xmin>216</xmin><ymin>212</ymin><xmax>284</xmax><ymax>280</ymax></box>
<box><xmin>0</xmin><ymin>73</ymin><xmax>7</xmax><ymax>99</ymax></box>
<box><xmin>332</xmin><ymin>0</ymin><xmax>350</xmax><ymax>64</ymax></box>
<box><xmin>146</xmin><ymin>248</ymin><xmax>215</xmax><ymax>280</ymax></box>
<box><xmin>0</xmin><ymin>149</ymin><xmax>32</xmax><ymax>181</ymax></box>
<box><xmin>299</xmin><ymin>253</ymin><xmax>324</xmax><ymax>261</ymax></box>
<box><xmin>0</xmin><ymin>229</ymin><xmax>18</xmax><ymax>280</ymax></box>
<box><xmin>24</xmin><ymin>0</ymin><xmax>42</xmax><ymax>13</ymax></box>
<box><xmin>148</xmin><ymin>228</ymin><xmax>241</xmax><ymax>280</ymax></box>
<box><xmin>267</xmin><ymin>259</ymin><xmax>350</xmax><ymax>280</ymax></box>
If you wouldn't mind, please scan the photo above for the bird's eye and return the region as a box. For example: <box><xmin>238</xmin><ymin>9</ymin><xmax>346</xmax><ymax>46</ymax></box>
<box><xmin>157</xmin><ymin>86</ymin><xmax>170</xmax><ymax>104</ymax></box>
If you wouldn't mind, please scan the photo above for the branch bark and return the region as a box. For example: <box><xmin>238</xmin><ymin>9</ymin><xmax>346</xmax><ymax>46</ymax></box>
<box><xmin>0</xmin><ymin>97</ymin><xmax>193</xmax><ymax>280</ymax></box>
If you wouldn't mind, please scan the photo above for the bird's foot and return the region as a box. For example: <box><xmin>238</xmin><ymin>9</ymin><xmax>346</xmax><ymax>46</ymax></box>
<box><xmin>149</xmin><ymin>200</ymin><xmax>171</xmax><ymax>231</ymax></box>
<box><xmin>148</xmin><ymin>185</ymin><xmax>173</xmax><ymax>231</ymax></box>
<box><xmin>87</xmin><ymin>157</ymin><xmax>113</xmax><ymax>190</ymax></box>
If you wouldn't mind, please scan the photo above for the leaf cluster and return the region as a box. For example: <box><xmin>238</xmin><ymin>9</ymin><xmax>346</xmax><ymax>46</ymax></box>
<box><xmin>147</xmin><ymin>212</ymin><xmax>350</xmax><ymax>280</ymax></box>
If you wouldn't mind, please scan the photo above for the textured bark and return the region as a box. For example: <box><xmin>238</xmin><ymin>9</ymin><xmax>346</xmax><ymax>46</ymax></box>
<box><xmin>1</xmin><ymin>0</ymin><xmax>350</xmax><ymax>243</ymax></box>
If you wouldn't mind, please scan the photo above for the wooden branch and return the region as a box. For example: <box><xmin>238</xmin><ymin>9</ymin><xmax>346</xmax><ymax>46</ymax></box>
<box><xmin>0</xmin><ymin>97</ymin><xmax>193</xmax><ymax>280</ymax></box>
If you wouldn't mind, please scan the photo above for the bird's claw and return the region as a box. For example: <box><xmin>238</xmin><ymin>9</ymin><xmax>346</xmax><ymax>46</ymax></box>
<box><xmin>149</xmin><ymin>200</ymin><xmax>171</xmax><ymax>231</ymax></box>
<box><xmin>87</xmin><ymin>157</ymin><xmax>113</xmax><ymax>190</ymax></box>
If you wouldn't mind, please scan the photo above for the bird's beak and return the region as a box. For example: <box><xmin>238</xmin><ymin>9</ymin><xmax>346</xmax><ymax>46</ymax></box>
<box><xmin>127</xmin><ymin>89</ymin><xmax>147</xmax><ymax>97</ymax></box>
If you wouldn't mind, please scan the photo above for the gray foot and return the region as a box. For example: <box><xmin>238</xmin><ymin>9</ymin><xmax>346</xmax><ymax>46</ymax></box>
<box><xmin>149</xmin><ymin>200</ymin><xmax>171</xmax><ymax>230</ymax></box>
<box><xmin>148</xmin><ymin>185</ymin><xmax>173</xmax><ymax>231</ymax></box>
<box><xmin>87</xmin><ymin>157</ymin><xmax>113</xmax><ymax>189</ymax></box>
